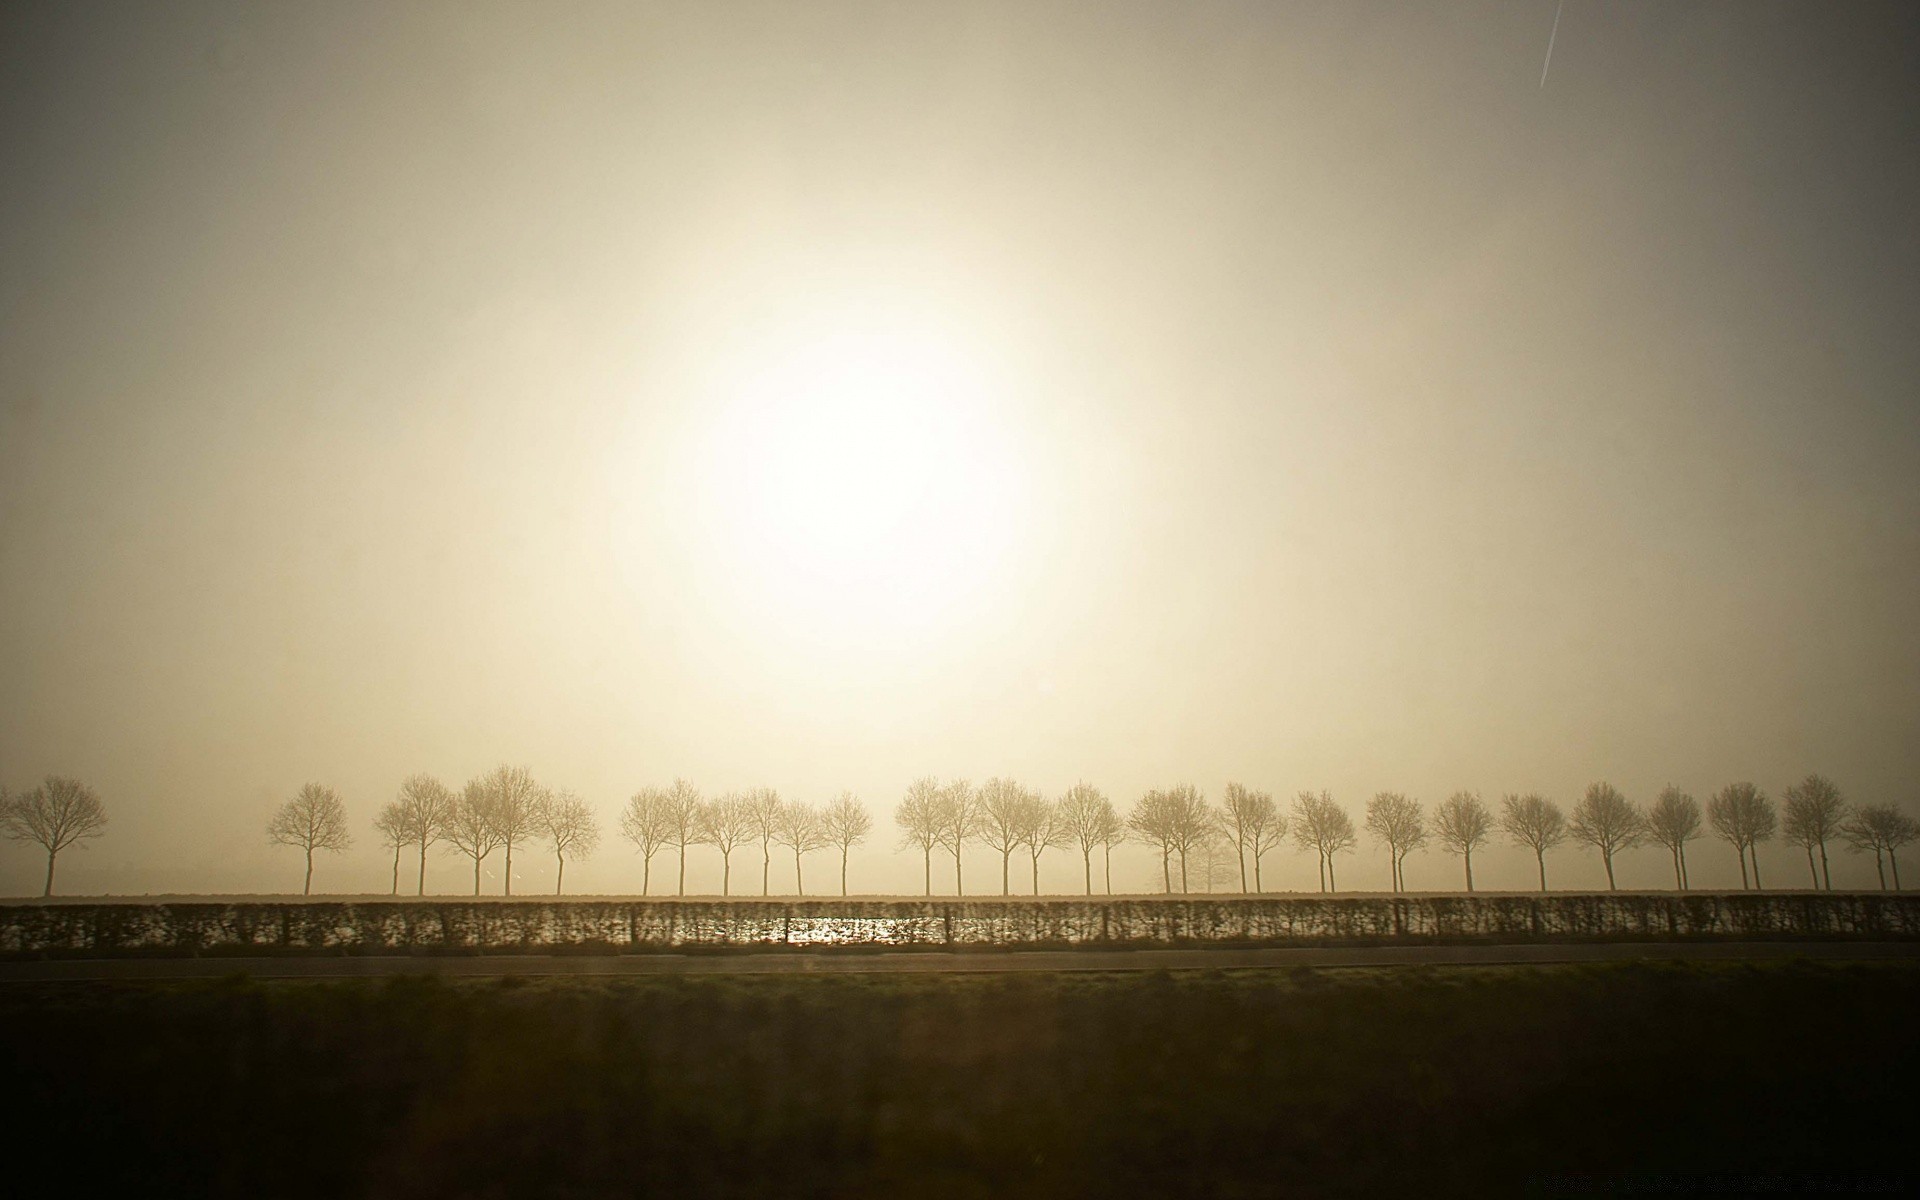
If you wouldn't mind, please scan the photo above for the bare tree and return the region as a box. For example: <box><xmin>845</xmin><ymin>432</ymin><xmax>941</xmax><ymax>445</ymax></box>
<box><xmin>772</xmin><ymin>799</ymin><xmax>828</xmax><ymax>894</ymax></box>
<box><xmin>1098</xmin><ymin>799</ymin><xmax>1127</xmax><ymax>895</ymax></box>
<box><xmin>1013</xmin><ymin>792</ymin><xmax>1068</xmax><ymax>894</ymax></box>
<box><xmin>744</xmin><ymin>787</ymin><xmax>783</xmax><ymax>896</ymax></box>
<box><xmin>1841</xmin><ymin>804</ymin><xmax>1919</xmax><ymax>890</ymax></box>
<box><xmin>1707</xmin><ymin>782</ymin><xmax>1775</xmax><ymax>890</ymax></box>
<box><xmin>1365</xmin><ymin>793</ymin><xmax>1428</xmax><ymax>893</ymax></box>
<box><xmin>619</xmin><ymin>787</ymin><xmax>673</xmax><ymax>895</ymax></box>
<box><xmin>443</xmin><ymin>784</ymin><xmax>505</xmax><ymax>896</ymax></box>
<box><xmin>396</xmin><ymin>774</ymin><xmax>456</xmax><ymax>895</ymax></box>
<box><xmin>935</xmin><ymin>778</ymin><xmax>980</xmax><ymax>896</ymax></box>
<box><xmin>976</xmin><ymin>777</ymin><xmax>1031</xmax><ymax>895</ymax></box>
<box><xmin>1</xmin><ymin>776</ymin><xmax>108</xmax><ymax>897</ymax></box>
<box><xmin>1645</xmin><ymin>786</ymin><xmax>1702</xmax><ymax>890</ymax></box>
<box><xmin>697</xmin><ymin>793</ymin><xmax>756</xmax><ymax>895</ymax></box>
<box><xmin>1163</xmin><ymin>785</ymin><xmax>1214</xmax><ymax>894</ymax></box>
<box><xmin>1220</xmin><ymin>783</ymin><xmax>1270</xmax><ymax>893</ymax></box>
<box><xmin>895</xmin><ymin>777</ymin><xmax>944</xmax><ymax>896</ymax></box>
<box><xmin>1292</xmin><ymin>791</ymin><xmax>1356</xmax><ymax>892</ymax></box>
<box><xmin>373</xmin><ymin>801</ymin><xmax>408</xmax><ymax>895</ymax></box>
<box><xmin>661</xmin><ymin>778</ymin><xmax>703</xmax><ymax>896</ymax></box>
<box><xmin>820</xmin><ymin>791</ymin><xmax>871</xmax><ymax>896</ymax></box>
<box><xmin>539</xmin><ymin>790</ymin><xmax>600</xmax><ymax>895</ymax></box>
<box><xmin>470</xmin><ymin>765</ymin><xmax>544</xmax><ymax>896</ymax></box>
<box><xmin>1433</xmin><ymin>791</ymin><xmax>1492</xmax><ymax>892</ymax></box>
<box><xmin>1128</xmin><ymin>790</ymin><xmax>1178</xmax><ymax>893</ymax></box>
<box><xmin>1057</xmin><ymin>783</ymin><xmax>1113</xmax><ymax>895</ymax></box>
<box><xmin>1569</xmin><ymin>782</ymin><xmax>1644</xmax><ymax>891</ymax></box>
<box><xmin>1500</xmin><ymin>793</ymin><xmax>1565</xmax><ymax>892</ymax></box>
<box><xmin>1782</xmin><ymin>775</ymin><xmax>1847</xmax><ymax>890</ymax></box>
<box><xmin>1192</xmin><ymin>821</ymin><xmax>1241</xmax><ymax>892</ymax></box>
<box><xmin>267</xmin><ymin>783</ymin><xmax>351</xmax><ymax>896</ymax></box>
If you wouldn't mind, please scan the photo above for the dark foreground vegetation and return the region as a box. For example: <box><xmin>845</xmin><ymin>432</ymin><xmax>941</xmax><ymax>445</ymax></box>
<box><xmin>2</xmin><ymin>961</ymin><xmax>1914</xmax><ymax>1197</ymax></box>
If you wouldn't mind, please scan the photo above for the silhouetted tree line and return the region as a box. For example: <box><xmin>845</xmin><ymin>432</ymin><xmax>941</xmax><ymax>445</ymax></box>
<box><xmin>4</xmin><ymin>770</ymin><xmax>1918</xmax><ymax>897</ymax></box>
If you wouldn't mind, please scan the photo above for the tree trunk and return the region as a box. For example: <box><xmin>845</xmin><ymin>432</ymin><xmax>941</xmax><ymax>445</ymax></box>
<box><xmin>1083</xmin><ymin>849</ymin><xmax>1093</xmax><ymax>896</ymax></box>
<box><xmin>43</xmin><ymin>850</ymin><xmax>55</xmax><ymax>898</ymax></box>
<box><xmin>1161</xmin><ymin>848</ymin><xmax>1170</xmax><ymax>894</ymax></box>
<box><xmin>1253</xmin><ymin>852</ymin><xmax>1263</xmax><ymax>894</ymax></box>
<box><xmin>1327</xmin><ymin>855</ymin><xmax>1337</xmax><ymax>893</ymax></box>
<box><xmin>1031</xmin><ymin>852</ymin><xmax>1041</xmax><ymax>895</ymax></box>
<box><xmin>504</xmin><ymin>842</ymin><xmax>513</xmax><ymax>896</ymax></box>
<box><xmin>923</xmin><ymin>849</ymin><xmax>931</xmax><ymax>897</ymax></box>
<box><xmin>1603</xmin><ymin>848</ymin><xmax>1616</xmax><ymax>891</ymax></box>
<box><xmin>1874</xmin><ymin>850</ymin><xmax>1886</xmax><ymax>890</ymax></box>
<box><xmin>794</xmin><ymin>848</ymin><xmax>804</xmax><ymax>896</ymax></box>
<box><xmin>763</xmin><ymin>844</ymin><xmax>771</xmax><ymax>897</ymax></box>
<box><xmin>721</xmin><ymin>851</ymin><xmax>731</xmax><ymax>896</ymax></box>
<box><xmin>1001</xmin><ymin>850</ymin><xmax>1010</xmax><ymax>896</ymax></box>
<box><xmin>1316</xmin><ymin>853</ymin><xmax>1326</xmax><ymax>893</ymax></box>
<box><xmin>1803</xmin><ymin>846</ymin><xmax>1817</xmax><ymax>888</ymax></box>
<box><xmin>418</xmin><ymin>837</ymin><xmax>429</xmax><ymax>895</ymax></box>
<box><xmin>556</xmin><ymin>853</ymin><xmax>565</xmax><ymax>896</ymax></box>
<box><xmin>840</xmin><ymin>848</ymin><xmax>849</xmax><ymax>897</ymax></box>
<box><xmin>1679</xmin><ymin>845</ymin><xmax>1689</xmax><ymax>890</ymax></box>
<box><xmin>1104</xmin><ymin>844</ymin><xmax>1112</xmax><ymax>895</ymax></box>
<box><xmin>678</xmin><ymin>844</ymin><xmax>687</xmax><ymax>897</ymax></box>
<box><xmin>1819</xmin><ymin>841</ymin><xmax>1832</xmax><ymax>890</ymax></box>
<box><xmin>1892</xmin><ymin>849</ymin><xmax>1903</xmax><ymax>891</ymax></box>
<box><xmin>954</xmin><ymin>849</ymin><xmax>963</xmax><ymax>897</ymax></box>
<box><xmin>642</xmin><ymin>852</ymin><xmax>651</xmax><ymax>897</ymax></box>
<box><xmin>1735</xmin><ymin>845</ymin><xmax>1749</xmax><ymax>889</ymax></box>
<box><xmin>304</xmin><ymin>847</ymin><xmax>314</xmax><ymax>896</ymax></box>
<box><xmin>1463</xmin><ymin>850</ymin><xmax>1474</xmax><ymax>892</ymax></box>
<box><xmin>1535</xmin><ymin>848</ymin><xmax>1547</xmax><ymax>893</ymax></box>
<box><xmin>1178</xmin><ymin>850</ymin><xmax>1189</xmax><ymax>894</ymax></box>
<box><xmin>1750</xmin><ymin>846</ymin><xmax>1764</xmax><ymax>890</ymax></box>
<box><xmin>1670</xmin><ymin>846</ymin><xmax>1682</xmax><ymax>890</ymax></box>
<box><xmin>1237</xmin><ymin>840</ymin><xmax>1248</xmax><ymax>893</ymax></box>
<box><xmin>391</xmin><ymin>845</ymin><xmax>401</xmax><ymax>895</ymax></box>
<box><xmin>473</xmin><ymin>854</ymin><xmax>482</xmax><ymax>896</ymax></box>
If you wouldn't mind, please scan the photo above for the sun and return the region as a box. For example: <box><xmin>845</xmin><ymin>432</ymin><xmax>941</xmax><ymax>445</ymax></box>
<box><xmin>686</xmin><ymin>308</ymin><xmax>1033</xmax><ymax>647</ymax></box>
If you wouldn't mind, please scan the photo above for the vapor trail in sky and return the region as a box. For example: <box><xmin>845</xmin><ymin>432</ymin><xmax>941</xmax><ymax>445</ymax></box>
<box><xmin>1540</xmin><ymin>0</ymin><xmax>1564</xmax><ymax>88</ymax></box>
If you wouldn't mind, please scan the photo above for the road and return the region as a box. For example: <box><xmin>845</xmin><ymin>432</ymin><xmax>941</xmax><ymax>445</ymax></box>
<box><xmin>1</xmin><ymin>940</ymin><xmax>1913</xmax><ymax>981</ymax></box>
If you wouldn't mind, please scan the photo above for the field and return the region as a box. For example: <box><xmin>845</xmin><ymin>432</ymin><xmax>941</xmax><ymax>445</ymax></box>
<box><xmin>3</xmin><ymin>959</ymin><xmax>1915</xmax><ymax>1197</ymax></box>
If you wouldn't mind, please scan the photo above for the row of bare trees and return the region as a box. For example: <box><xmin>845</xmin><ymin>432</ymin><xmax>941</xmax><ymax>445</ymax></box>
<box><xmin>262</xmin><ymin>769</ymin><xmax>877</xmax><ymax>897</ymax></box>
<box><xmin>889</xmin><ymin>775</ymin><xmax>1919</xmax><ymax>896</ymax></box>
<box><xmin>7</xmin><ymin>770</ymin><xmax>1917</xmax><ymax>897</ymax></box>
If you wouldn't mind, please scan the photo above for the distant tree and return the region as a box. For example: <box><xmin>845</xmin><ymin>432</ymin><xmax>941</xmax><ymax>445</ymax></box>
<box><xmin>976</xmin><ymin>778</ymin><xmax>1031</xmax><ymax>896</ymax></box>
<box><xmin>697</xmin><ymin>794</ymin><xmax>756</xmax><ymax>896</ymax></box>
<box><xmin>444</xmin><ymin>784</ymin><xmax>505</xmax><ymax>896</ymax></box>
<box><xmin>1365</xmin><ymin>793</ymin><xmax>1428</xmax><ymax>893</ymax></box>
<box><xmin>1163</xmin><ymin>785</ymin><xmax>1214</xmax><ymax>894</ymax></box>
<box><xmin>1013</xmin><ymin>793</ymin><xmax>1068</xmax><ymax>894</ymax></box>
<box><xmin>661</xmin><ymin>778</ymin><xmax>703</xmax><ymax>896</ymax></box>
<box><xmin>1500</xmin><ymin>793</ymin><xmax>1566</xmax><ymax>892</ymax></box>
<box><xmin>935</xmin><ymin>778</ymin><xmax>980</xmax><ymax>896</ymax></box>
<box><xmin>1841</xmin><ymin>804</ymin><xmax>1919</xmax><ymax>891</ymax></box>
<box><xmin>1</xmin><ymin>776</ymin><xmax>108</xmax><ymax>898</ymax></box>
<box><xmin>539</xmin><ymin>791</ymin><xmax>600</xmax><ymax>895</ymax></box>
<box><xmin>267</xmin><ymin>783</ymin><xmax>352</xmax><ymax>896</ymax></box>
<box><xmin>1644</xmin><ymin>786</ymin><xmax>1702</xmax><ymax>890</ymax></box>
<box><xmin>468</xmin><ymin>765</ymin><xmax>544</xmax><ymax>896</ymax></box>
<box><xmin>1128</xmin><ymin>790</ymin><xmax>1178</xmax><ymax>893</ymax></box>
<box><xmin>744</xmin><ymin>787</ymin><xmax>784</xmax><ymax>897</ymax></box>
<box><xmin>1782</xmin><ymin>775</ymin><xmax>1848</xmax><ymax>890</ymax></box>
<box><xmin>895</xmin><ymin>777</ymin><xmax>944</xmax><ymax>896</ymax></box>
<box><xmin>1292</xmin><ymin>791</ymin><xmax>1357</xmax><ymax>893</ymax></box>
<box><xmin>772</xmin><ymin>799</ymin><xmax>828</xmax><ymax>895</ymax></box>
<box><xmin>1191</xmin><ymin>821</ymin><xmax>1241</xmax><ymax>892</ymax></box>
<box><xmin>1057</xmin><ymin>783</ymin><xmax>1115</xmax><ymax>895</ymax></box>
<box><xmin>395</xmin><ymin>774</ymin><xmax>456</xmax><ymax>895</ymax></box>
<box><xmin>1568</xmin><ymin>782</ymin><xmax>1644</xmax><ymax>891</ymax></box>
<box><xmin>1433</xmin><ymin>791</ymin><xmax>1492</xmax><ymax>892</ymax></box>
<box><xmin>819</xmin><ymin>791</ymin><xmax>871</xmax><ymax>897</ymax></box>
<box><xmin>1220</xmin><ymin>783</ymin><xmax>1273</xmax><ymax>893</ymax></box>
<box><xmin>1098</xmin><ymin>799</ymin><xmax>1127</xmax><ymax>895</ymax></box>
<box><xmin>1707</xmin><ymin>783</ymin><xmax>1775</xmax><ymax>890</ymax></box>
<box><xmin>373</xmin><ymin>801</ymin><xmax>408</xmax><ymax>895</ymax></box>
<box><xmin>619</xmin><ymin>787</ymin><xmax>674</xmax><ymax>895</ymax></box>
<box><xmin>1241</xmin><ymin>794</ymin><xmax>1285</xmax><ymax>893</ymax></box>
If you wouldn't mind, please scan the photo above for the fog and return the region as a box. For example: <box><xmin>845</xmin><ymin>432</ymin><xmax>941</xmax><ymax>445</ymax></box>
<box><xmin>3</xmin><ymin>1</ymin><xmax>1917</xmax><ymax>898</ymax></box>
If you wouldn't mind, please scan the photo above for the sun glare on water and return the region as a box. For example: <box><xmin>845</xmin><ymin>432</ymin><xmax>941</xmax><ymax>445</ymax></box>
<box><xmin>686</xmin><ymin>309</ymin><xmax>1034</xmax><ymax>651</ymax></box>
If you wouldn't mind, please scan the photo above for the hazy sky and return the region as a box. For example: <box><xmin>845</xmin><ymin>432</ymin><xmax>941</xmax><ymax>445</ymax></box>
<box><xmin>3</xmin><ymin>1</ymin><xmax>1917</xmax><ymax>897</ymax></box>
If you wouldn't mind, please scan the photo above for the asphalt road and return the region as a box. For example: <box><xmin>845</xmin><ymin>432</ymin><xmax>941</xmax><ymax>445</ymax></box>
<box><xmin>1</xmin><ymin>940</ymin><xmax>1913</xmax><ymax>981</ymax></box>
